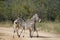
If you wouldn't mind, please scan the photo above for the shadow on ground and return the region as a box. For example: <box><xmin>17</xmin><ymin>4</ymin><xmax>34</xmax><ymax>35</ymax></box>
<box><xmin>30</xmin><ymin>35</ymin><xmax>52</xmax><ymax>38</ymax></box>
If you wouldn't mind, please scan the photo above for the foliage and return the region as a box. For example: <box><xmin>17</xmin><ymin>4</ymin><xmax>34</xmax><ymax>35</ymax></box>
<box><xmin>0</xmin><ymin>0</ymin><xmax>60</xmax><ymax>22</ymax></box>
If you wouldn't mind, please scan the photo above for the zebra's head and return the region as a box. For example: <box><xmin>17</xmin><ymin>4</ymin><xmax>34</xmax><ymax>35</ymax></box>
<box><xmin>32</xmin><ymin>14</ymin><xmax>41</xmax><ymax>22</ymax></box>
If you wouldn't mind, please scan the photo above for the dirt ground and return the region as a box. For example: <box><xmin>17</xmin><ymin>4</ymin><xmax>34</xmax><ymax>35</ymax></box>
<box><xmin>0</xmin><ymin>27</ymin><xmax>60</xmax><ymax>40</ymax></box>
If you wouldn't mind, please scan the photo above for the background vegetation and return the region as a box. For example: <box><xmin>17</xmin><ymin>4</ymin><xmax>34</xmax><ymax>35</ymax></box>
<box><xmin>0</xmin><ymin>0</ymin><xmax>60</xmax><ymax>33</ymax></box>
<box><xmin>0</xmin><ymin>0</ymin><xmax>60</xmax><ymax>22</ymax></box>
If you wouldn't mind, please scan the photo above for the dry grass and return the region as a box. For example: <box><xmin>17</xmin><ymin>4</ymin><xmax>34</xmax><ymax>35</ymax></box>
<box><xmin>0</xmin><ymin>21</ymin><xmax>13</xmax><ymax>28</ymax></box>
<box><xmin>0</xmin><ymin>21</ymin><xmax>60</xmax><ymax>34</ymax></box>
<box><xmin>36</xmin><ymin>22</ymin><xmax>60</xmax><ymax>34</ymax></box>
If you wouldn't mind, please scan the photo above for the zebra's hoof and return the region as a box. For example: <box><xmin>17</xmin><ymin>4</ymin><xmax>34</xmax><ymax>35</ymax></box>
<box><xmin>37</xmin><ymin>35</ymin><xmax>39</xmax><ymax>37</ymax></box>
<box><xmin>23</xmin><ymin>35</ymin><xmax>24</xmax><ymax>37</ymax></box>
<box><xmin>30</xmin><ymin>36</ymin><xmax>32</xmax><ymax>38</ymax></box>
<box><xmin>18</xmin><ymin>35</ymin><xmax>20</xmax><ymax>37</ymax></box>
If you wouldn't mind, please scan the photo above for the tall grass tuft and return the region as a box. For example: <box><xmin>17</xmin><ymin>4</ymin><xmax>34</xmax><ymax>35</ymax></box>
<box><xmin>36</xmin><ymin>22</ymin><xmax>60</xmax><ymax>34</ymax></box>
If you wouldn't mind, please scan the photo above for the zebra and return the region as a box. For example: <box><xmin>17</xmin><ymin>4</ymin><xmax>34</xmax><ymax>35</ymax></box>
<box><xmin>20</xmin><ymin>14</ymin><xmax>41</xmax><ymax>37</ymax></box>
<box><xmin>13</xmin><ymin>13</ymin><xmax>41</xmax><ymax>38</ymax></box>
<box><xmin>13</xmin><ymin>17</ymin><xmax>23</xmax><ymax>38</ymax></box>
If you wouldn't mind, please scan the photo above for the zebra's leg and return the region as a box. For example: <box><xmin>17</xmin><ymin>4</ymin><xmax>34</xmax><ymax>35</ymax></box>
<box><xmin>23</xmin><ymin>30</ymin><xmax>25</xmax><ymax>37</ymax></box>
<box><xmin>16</xmin><ymin>28</ymin><xmax>20</xmax><ymax>37</ymax></box>
<box><xmin>29</xmin><ymin>28</ymin><xmax>32</xmax><ymax>38</ymax></box>
<box><xmin>20</xmin><ymin>28</ymin><xmax>24</xmax><ymax>37</ymax></box>
<box><xmin>34</xmin><ymin>26</ymin><xmax>39</xmax><ymax>37</ymax></box>
<box><xmin>13</xmin><ymin>29</ymin><xmax>15</xmax><ymax>38</ymax></box>
<box><xmin>36</xmin><ymin>29</ymin><xmax>39</xmax><ymax>37</ymax></box>
<box><xmin>23</xmin><ymin>28</ymin><xmax>25</xmax><ymax>37</ymax></box>
<box><xmin>31</xmin><ymin>31</ymin><xmax>34</xmax><ymax>37</ymax></box>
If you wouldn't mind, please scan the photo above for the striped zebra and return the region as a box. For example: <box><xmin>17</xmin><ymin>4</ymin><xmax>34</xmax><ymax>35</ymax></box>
<box><xmin>13</xmin><ymin>14</ymin><xmax>41</xmax><ymax>38</ymax></box>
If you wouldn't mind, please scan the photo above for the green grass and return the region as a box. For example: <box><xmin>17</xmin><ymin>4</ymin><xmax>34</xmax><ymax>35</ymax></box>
<box><xmin>36</xmin><ymin>22</ymin><xmax>60</xmax><ymax>34</ymax></box>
